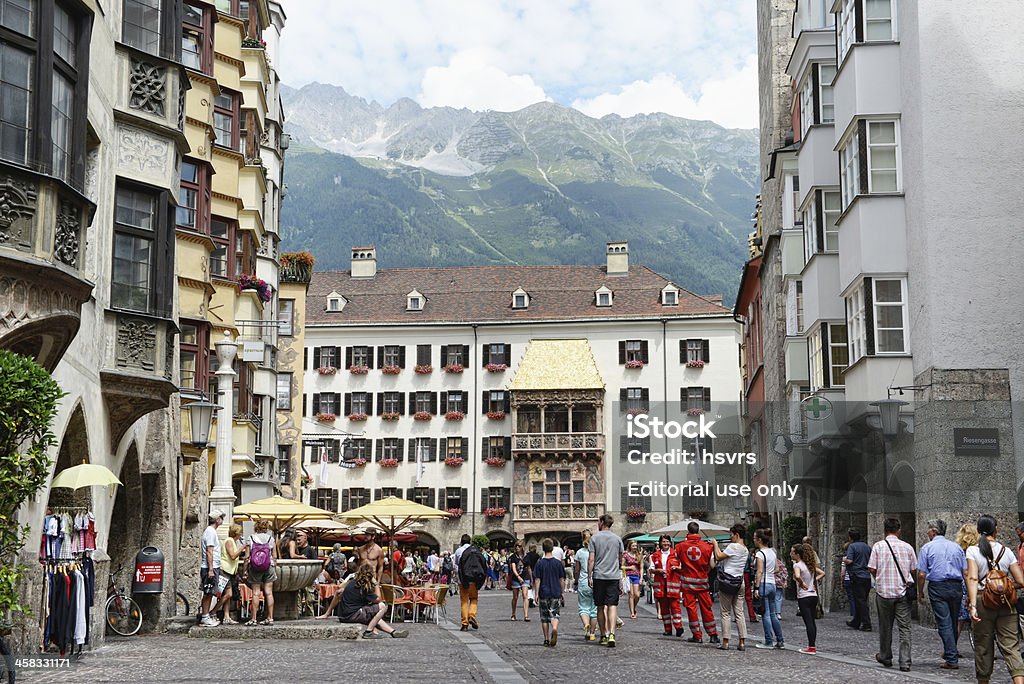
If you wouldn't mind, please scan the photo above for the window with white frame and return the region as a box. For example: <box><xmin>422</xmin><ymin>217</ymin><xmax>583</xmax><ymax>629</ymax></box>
<box><xmin>349</xmin><ymin>392</ymin><xmax>370</xmax><ymax>415</ymax></box>
<box><xmin>829</xmin><ymin>324</ymin><xmax>849</xmax><ymax>385</ymax></box>
<box><xmin>662</xmin><ymin>288</ymin><xmax>678</xmax><ymax>306</ymax></box>
<box><xmin>864</xmin><ymin>0</ymin><xmax>895</xmax><ymax>41</ymax></box>
<box><xmin>800</xmin><ymin>74</ymin><xmax>814</xmax><ymax>139</ymax></box>
<box><xmin>278</xmin><ymin>299</ymin><xmax>294</xmax><ymax>336</ymax></box>
<box><xmin>795</xmin><ymin>281</ymin><xmax>804</xmax><ymax>334</ymax></box>
<box><xmin>596</xmin><ymin>287</ymin><xmax>612</xmax><ymax>307</ymax></box>
<box><xmin>808</xmin><ymin>325</ymin><xmax>826</xmax><ymax>391</ymax></box>
<box><xmin>839</xmin><ymin>131</ymin><xmax>860</xmax><ymax>208</ymax></box>
<box><xmin>276</xmin><ymin>372</ymin><xmax>291</xmax><ymax>410</ymax></box>
<box><xmin>873</xmin><ymin>278</ymin><xmax>907</xmax><ymax>353</ymax></box>
<box><xmin>804</xmin><ymin>189</ymin><xmax>842</xmax><ymax>255</ymax></box>
<box><xmin>838</xmin><ymin>0</ymin><xmax>857</xmax><ymax>61</ymax></box>
<box><xmin>797</xmin><ymin>62</ymin><xmax>835</xmax><ymax>135</ymax></box>
<box><xmin>866</xmin><ymin>120</ymin><xmax>899</xmax><ymax>192</ymax></box>
<box><xmin>839</xmin><ymin>0</ymin><xmax>896</xmax><ymax>62</ymax></box>
<box><xmin>381</xmin><ymin>392</ymin><xmax>401</xmax><ymax>414</ymax></box>
<box><xmin>819</xmin><ymin>64</ymin><xmax>836</xmax><ymax>123</ymax></box>
<box><xmin>846</xmin><ymin>284</ymin><xmax>867</xmax><ymax>363</ymax></box>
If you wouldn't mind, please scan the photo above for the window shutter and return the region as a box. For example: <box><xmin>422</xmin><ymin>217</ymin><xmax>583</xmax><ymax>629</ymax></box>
<box><xmin>395</xmin><ymin>438</ymin><xmax>404</xmax><ymax>461</ymax></box>
<box><xmin>312</xmin><ymin>347</ymin><xmax>320</xmax><ymax>369</ymax></box>
<box><xmin>481</xmin><ymin>345</ymin><xmax>490</xmax><ymax>366</ymax></box>
<box><xmin>703</xmin><ymin>387</ymin><xmax>712</xmax><ymax>411</ymax></box>
<box><xmin>503</xmin><ymin>437</ymin><xmax>511</xmax><ymax>458</ymax></box>
<box><xmin>439</xmin><ymin>438</ymin><xmax>447</xmax><ymax>461</ymax></box>
<box><xmin>501</xmin><ymin>488</ymin><xmax>510</xmax><ymax>510</ymax></box>
<box><xmin>429</xmin><ymin>392</ymin><xmax>438</xmax><ymax>414</ymax></box>
<box><xmin>431</xmin><ymin>438</ymin><xmax>438</xmax><ymax>461</ymax></box>
<box><xmin>312</xmin><ymin>393</ymin><xmax>320</xmax><ymax>415</ymax></box>
<box><xmin>398</xmin><ymin>346</ymin><xmax>406</xmax><ymax>368</ymax></box>
<box><xmin>680</xmin><ymin>388</ymin><xmax>686</xmax><ymax>410</ymax></box>
<box><xmin>480</xmin><ymin>488</ymin><xmax>488</xmax><ymax>512</ymax></box>
<box><xmin>376</xmin><ymin>346</ymin><xmax>384</xmax><ymax>368</ymax></box>
<box><xmin>374</xmin><ymin>488</ymin><xmax>382</xmax><ymax>501</ymax></box>
<box><xmin>482</xmin><ymin>391</ymin><xmax>489</xmax><ymax>413</ymax></box>
<box><xmin>620</xmin><ymin>487</ymin><xmax>628</xmax><ymax>512</ymax></box>
<box><xmin>864</xmin><ymin>278</ymin><xmax>875</xmax><ymax>355</ymax></box>
<box><xmin>398</xmin><ymin>392</ymin><xmax>405</xmax><ymax>415</ymax></box>
<box><xmin>425</xmin><ymin>488</ymin><xmax>434</xmax><ymax>509</ymax></box>
<box><xmin>440</xmin><ymin>393</ymin><xmax>448</xmax><ymax>414</ymax></box>
<box><xmin>857</xmin><ymin>119</ymin><xmax>868</xmax><ymax>194</ymax></box>
<box><xmin>343</xmin><ymin>393</ymin><xmax>352</xmax><ymax>416</ymax></box>
<box><xmin>821</xmin><ymin>325</ymin><xmax>832</xmax><ymax>388</ymax></box>
<box><xmin>440</xmin><ymin>345</ymin><xmax>448</xmax><ymax>366</ymax></box>
<box><xmin>618</xmin><ymin>341</ymin><xmax>626</xmax><ymax>364</ymax></box>
<box><xmin>374</xmin><ymin>393</ymin><xmax>381</xmax><ymax>416</ymax></box>
<box><xmin>854</xmin><ymin>0</ymin><xmax>864</xmax><ymax>42</ymax></box>
<box><xmin>619</xmin><ymin>388</ymin><xmax>627</xmax><ymax>409</ymax></box>
<box><xmin>302</xmin><ymin>394</ymin><xmax>307</xmax><ymax>416</ymax></box>
<box><xmin>460</xmin><ymin>488</ymin><xmax>467</xmax><ymax>510</ymax></box>
<box><xmin>304</xmin><ymin>347</ymin><xmax>309</xmax><ymax>370</ymax></box>
<box><xmin>702</xmin><ymin>339</ymin><xmax>710</xmax><ymax>363</ymax></box>
<box><xmin>481</xmin><ymin>437</ymin><xmax>489</xmax><ymax>459</ymax></box>
<box><xmin>408</xmin><ymin>393</ymin><xmax>416</xmax><ymax>414</ymax></box>
<box><xmin>504</xmin><ymin>343</ymin><xmax>511</xmax><ymax>365</ymax></box>
<box><xmin>367</xmin><ymin>346</ymin><xmax>374</xmax><ymax>368</ymax></box>
<box><xmin>375</xmin><ymin>439</ymin><xmax>382</xmax><ymax>461</ymax></box>
<box><xmin>811</xmin><ymin>66</ymin><xmax>820</xmax><ymax>126</ymax></box>
<box><xmin>679</xmin><ymin>340</ymin><xmax>686</xmax><ymax>363</ymax></box>
<box><xmin>417</xmin><ymin>344</ymin><xmax>430</xmax><ymax>366</ymax></box>
<box><xmin>504</xmin><ymin>393</ymin><xmax>511</xmax><ymax>414</ymax></box>
<box><xmin>341</xmin><ymin>490</ymin><xmax>350</xmax><ymax>511</ymax></box>
<box><xmin>640</xmin><ymin>340</ymin><xmax>649</xmax><ymax>364</ymax></box>
<box><xmin>640</xmin><ymin>388</ymin><xmax>649</xmax><ymax>409</ymax></box>
<box><xmin>344</xmin><ymin>347</ymin><xmax>352</xmax><ymax>369</ymax></box>
<box><xmin>408</xmin><ymin>440</ymin><xmax>415</xmax><ymax>461</ymax></box>
<box><xmin>619</xmin><ymin>435</ymin><xmax>627</xmax><ymax>461</ymax></box>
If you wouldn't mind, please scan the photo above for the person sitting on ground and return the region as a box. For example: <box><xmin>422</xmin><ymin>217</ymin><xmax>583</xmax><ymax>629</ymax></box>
<box><xmin>337</xmin><ymin>564</ymin><xmax>408</xmax><ymax>639</ymax></box>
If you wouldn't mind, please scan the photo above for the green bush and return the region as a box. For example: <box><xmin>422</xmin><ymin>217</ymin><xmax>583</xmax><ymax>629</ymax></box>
<box><xmin>781</xmin><ymin>515</ymin><xmax>807</xmax><ymax>555</ymax></box>
<box><xmin>471</xmin><ymin>534</ymin><xmax>490</xmax><ymax>549</ymax></box>
<box><xmin>0</xmin><ymin>350</ymin><xmax>63</xmax><ymax>622</ymax></box>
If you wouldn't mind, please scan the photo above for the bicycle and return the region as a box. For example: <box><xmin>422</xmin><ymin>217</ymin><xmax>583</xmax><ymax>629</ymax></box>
<box><xmin>105</xmin><ymin>566</ymin><xmax>143</xmax><ymax>636</ymax></box>
<box><xmin>174</xmin><ymin>591</ymin><xmax>190</xmax><ymax>617</ymax></box>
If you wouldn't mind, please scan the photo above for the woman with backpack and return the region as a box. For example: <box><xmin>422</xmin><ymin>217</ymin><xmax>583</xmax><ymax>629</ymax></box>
<box><xmin>965</xmin><ymin>514</ymin><xmax>1024</xmax><ymax>683</ymax></box>
<box><xmin>245</xmin><ymin>519</ymin><xmax>277</xmax><ymax>626</ymax></box>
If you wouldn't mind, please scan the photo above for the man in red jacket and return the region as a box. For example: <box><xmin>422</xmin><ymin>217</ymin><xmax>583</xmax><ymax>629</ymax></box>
<box><xmin>650</xmin><ymin>535</ymin><xmax>684</xmax><ymax>636</ymax></box>
<box><xmin>674</xmin><ymin>521</ymin><xmax>720</xmax><ymax>643</ymax></box>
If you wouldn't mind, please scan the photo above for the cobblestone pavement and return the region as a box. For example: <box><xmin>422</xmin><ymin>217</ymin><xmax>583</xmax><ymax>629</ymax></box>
<box><xmin>17</xmin><ymin>590</ymin><xmax>1023</xmax><ymax>683</ymax></box>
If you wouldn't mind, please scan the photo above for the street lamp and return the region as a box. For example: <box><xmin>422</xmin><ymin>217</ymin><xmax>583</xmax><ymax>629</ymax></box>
<box><xmin>184</xmin><ymin>400</ymin><xmax>220</xmax><ymax>448</ymax></box>
<box><xmin>870</xmin><ymin>399</ymin><xmax>908</xmax><ymax>439</ymax></box>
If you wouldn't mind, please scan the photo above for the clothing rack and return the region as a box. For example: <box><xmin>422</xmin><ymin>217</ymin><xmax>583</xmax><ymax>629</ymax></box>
<box><xmin>40</xmin><ymin>555</ymin><xmax>95</xmax><ymax>657</ymax></box>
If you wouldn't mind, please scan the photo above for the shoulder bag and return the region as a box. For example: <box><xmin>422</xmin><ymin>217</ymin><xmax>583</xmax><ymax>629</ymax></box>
<box><xmin>884</xmin><ymin>538</ymin><xmax>915</xmax><ymax>604</ymax></box>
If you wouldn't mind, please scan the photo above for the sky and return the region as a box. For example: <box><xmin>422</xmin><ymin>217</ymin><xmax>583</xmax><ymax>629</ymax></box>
<box><xmin>277</xmin><ymin>1</ymin><xmax>759</xmax><ymax>130</ymax></box>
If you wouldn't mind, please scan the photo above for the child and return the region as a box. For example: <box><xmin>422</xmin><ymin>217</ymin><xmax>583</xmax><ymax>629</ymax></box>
<box><xmin>532</xmin><ymin>538</ymin><xmax>565</xmax><ymax>647</ymax></box>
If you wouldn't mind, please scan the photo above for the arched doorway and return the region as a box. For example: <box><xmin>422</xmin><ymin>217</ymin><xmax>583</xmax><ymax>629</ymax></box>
<box><xmin>107</xmin><ymin>443</ymin><xmax>147</xmax><ymax>622</ymax></box>
<box><xmin>47</xmin><ymin>403</ymin><xmax>94</xmax><ymax>512</ymax></box>
<box><xmin>412</xmin><ymin>531</ymin><xmax>440</xmax><ymax>553</ymax></box>
<box><xmin>485</xmin><ymin>529</ymin><xmax>516</xmax><ymax>551</ymax></box>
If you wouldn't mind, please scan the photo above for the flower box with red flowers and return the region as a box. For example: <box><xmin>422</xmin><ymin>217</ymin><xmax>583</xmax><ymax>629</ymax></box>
<box><xmin>236</xmin><ymin>273</ymin><xmax>273</xmax><ymax>303</ymax></box>
<box><xmin>381</xmin><ymin>365</ymin><xmax>401</xmax><ymax>375</ymax></box>
<box><xmin>379</xmin><ymin>458</ymin><xmax>400</xmax><ymax>468</ymax></box>
<box><xmin>350</xmin><ymin>457</ymin><xmax>368</xmax><ymax>467</ymax></box>
<box><xmin>687</xmin><ymin>407</ymin><xmax>706</xmax><ymax>416</ymax></box>
<box><xmin>414</xmin><ymin>364</ymin><xmax>433</xmax><ymax>374</ymax></box>
<box><xmin>485</xmin><ymin>363</ymin><xmax>507</xmax><ymax>373</ymax></box>
<box><xmin>444</xmin><ymin>456</ymin><xmax>464</xmax><ymax>467</ymax></box>
<box><xmin>348</xmin><ymin>413</ymin><xmax>368</xmax><ymax>422</ymax></box>
<box><xmin>445</xmin><ymin>410</ymin><xmax>465</xmax><ymax>421</ymax></box>
<box><xmin>299</xmin><ymin>475</ymin><xmax>313</xmax><ymax>487</ymax></box>
<box><xmin>317</xmin><ymin>366</ymin><xmax>337</xmax><ymax>375</ymax></box>
<box><xmin>348</xmin><ymin>365</ymin><xmax>369</xmax><ymax>375</ymax></box>
<box><xmin>316</xmin><ymin>413</ymin><xmax>336</xmax><ymax>422</ymax></box>
<box><xmin>624</xmin><ymin>359</ymin><xmax>645</xmax><ymax>369</ymax></box>
<box><xmin>626</xmin><ymin>507</ymin><xmax>648</xmax><ymax>521</ymax></box>
<box><xmin>484</xmin><ymin>457</ymin><xmax>507</xmax><ymax>468</ymax></box>
<box><xmin>626</xmin><ymin>408</ymin><xmax>647</xmax><ymax>416</ymax></box>
<box><xmin>381</xmin><ymin>412</ymin><xmax>400</xmax><ymax>422</ymax></box>
<box><xmin>446</xmin><ymin>507</ymin><xmax>464</xmax><ymax>518</ymax></box>
<box><xmin>443</xmin><ymin>363</ymin><xmax>464</xmax><ymax>374</ymax></box>
<box><xmin>483</xmin><ymin>507</ymin><xmax>507</xmax><ymax>518</ymax></box>
<box><xmin>413</xmin><ymin>411</ymin><xmax>432</xmax><ymax>421</ymax></box>
<box><xmin>486</xmin><ymin>410</ymin><xmax>506</xmax><ymax>421</ymax></box>
<box><xmin>686</xmin><ymin>359</ymin><xmax>706</xmax><ymax>369</ymax></box>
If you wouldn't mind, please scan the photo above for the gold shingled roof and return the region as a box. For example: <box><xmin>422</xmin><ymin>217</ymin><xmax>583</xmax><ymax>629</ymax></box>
<box><xmin>509</xmin><ymin>340</ymin><xmax>605</xmax><ymax>391</ymax></box>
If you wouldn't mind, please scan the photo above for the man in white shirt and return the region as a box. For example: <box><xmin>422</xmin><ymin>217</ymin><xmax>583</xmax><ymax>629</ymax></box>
<box><xmin>199</xmin><ymin>509</ymin><xmax>224</xmax><ymax>626</ymax></box>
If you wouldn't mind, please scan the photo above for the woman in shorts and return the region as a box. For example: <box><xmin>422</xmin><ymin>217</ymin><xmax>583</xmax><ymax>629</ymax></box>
<box><xmin>509</xmin><ymin>542</ymin><xmax>530</xmax><ymax>621</ymax></box>
<box><xmin>245</xmin><ymin>519</ymin><xmax>277</xmax><ymax>625</ymax></box>
<box><xmin>338</xmin><ymin>564</ymin><xmax>408</xmax><ymax>639</ymax></box>
<box><xmin>623</xmin><ymin>539</ymin><xmax>643</xmax><ymax>620</ymax></box>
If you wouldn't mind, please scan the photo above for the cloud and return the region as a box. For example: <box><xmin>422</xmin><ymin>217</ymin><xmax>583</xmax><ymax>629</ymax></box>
<box><xmin>571</xmin><ymin>56</ymin><xmax>759</xmax><ymax>129</ymax></box>
<box><xmin>417</xmin><ymin>50</ymin><xmax>550</xmax><ymax>112</ymax></box>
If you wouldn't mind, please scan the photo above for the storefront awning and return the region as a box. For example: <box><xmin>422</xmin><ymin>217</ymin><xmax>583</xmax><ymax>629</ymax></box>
<box><xmin>509</xmin><ymin>339</ymin><xmax>604</xmax><ymax>391</ymax></box>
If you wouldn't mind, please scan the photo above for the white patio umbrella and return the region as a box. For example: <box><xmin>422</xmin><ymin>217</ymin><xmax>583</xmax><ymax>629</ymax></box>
<box><xmin>652</xmin><ymin>518</ymin><xmax>731</xmax><ymax>536</ymax></box>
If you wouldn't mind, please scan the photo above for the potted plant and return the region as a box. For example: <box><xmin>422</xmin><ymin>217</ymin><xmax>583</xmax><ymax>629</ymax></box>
<box><xmin>381</xmin><ymin>412</ymin><xmax>400</xmax><ymax>422</ymax></box>
<box><xmin>300</xmin><ymin>474</ymin><xmax>313</xmax><ymax>487</ymax></box>
<box><xmin>280</xmin><ymin>251</ymin><xmax>314</xmax><ymax>283</ymax></box>
<box><xmin>350</xmin><ymin>457</ymin><xmax>368</xmax><ymax>468</ymax></box>
<box><xmin>486</xmin><ymin>410</ymin><xmax>506</xmax><ymax>420</ymax></box>
<box><xmin>686</xmin><ymin>359</ymin><xmax>706</xmax><ymax>369</ymax></box>
<box><xmin>483</xmin><ymin>506</ymin><xmax>507</xmax><ymax>519</ymax></box>
<box><xmin>446</xmin><ymin>507</ymin><xmax>464</xmax><ymax>519</ymax></box>
<box><xmin>485</xmin><ymin>363</ymin><xmax>507</xmax><ymax>373</ymax></box>
<box><xmin>443</xmin><ymin>363</ymin><xmax>464</xmax><ymax>374</ymax></box>
<box><xmin>381</xmin><ymin>365</ymin><xmax>401</xmax><ymax>375</ymax></box>
<box><xmin>241</xmin><ymin>36</ymin><xmax>267</xmax><ymax>48</ymax></box>
<box><xmin>444</xmin><ymin>456</ymin><xmax>464</xmax><ymax>467</ymax></box>
<box><xmin>316</xmin><ymin>413</ymin><xmax>336</xmax><ymax>422</ymax></box>
<box><xmin>625</xmin><ymin>507</ymin><xmax>647</xmax><ymax>521</ymax></box>
<box><xmin>687</xmin><ymin>407</ymin><xmax>706</xmax><ymax>416</ymax></box>
<box><xmin>317</xmin><ymin>366</ymin><xmax>337</xmax><ymax>375</ymax></box>
<box><xmin>379</xmin><ymin>458</ymin><xmax>400</xmax><ymax>468</ymax></box>
<box><xmin>236</xmin><ymin>273</ymin><xmax>272</xmax><ymax>303</ymax></box>
<box><xmin>348</xmin><ymin>365</ymin><xmax>369</xmax><ymax>375</ymax></box>
<box><xmin>348</xmin><ymin>413</ymin><xmax>368</xmax><ymax>422</ymax></box>
<box><xmin>624</xmin><ymin>359</ymin><xmax>645</xmax><ymax>369</ymax></box>
<box><xmin>484</xmin><ymin>456</ymin><xmax>507</xmax><ymax>468</ymax></box>
<box><xmin>413</xmin><ymin>411</ymin><xmax>432</xmax><ymax>421</ymax></box>
<box><xmin>414</xmin><ymin>364</ymin><xmax>433</xmax><ymax>374</ymax></box>
<box><xmin>445</xmin><ymin>410</ymin><xmax>465</xmax><ymax>421</ymax></box>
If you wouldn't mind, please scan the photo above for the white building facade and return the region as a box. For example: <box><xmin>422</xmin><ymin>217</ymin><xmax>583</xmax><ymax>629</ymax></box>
<box><xmin>297</xmin><ymin>243</ymin><xmax>742</xmax><ymax>549</ymax></box>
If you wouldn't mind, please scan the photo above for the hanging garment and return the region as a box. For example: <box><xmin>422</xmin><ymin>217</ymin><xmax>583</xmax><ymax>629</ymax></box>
<box><xmin>84</xmin><ymin>513</ymin><xmax>96</xmax><ymax>551</ymax></box>
<box><xmin>61</xmin><ymin>513</ymin><xmax>74</xmax><ymax>559</ymax></box>
<box><xmin>73</xmin><ymin>570</ymin><xmax>87</xmax><ymax>645</ymax></box>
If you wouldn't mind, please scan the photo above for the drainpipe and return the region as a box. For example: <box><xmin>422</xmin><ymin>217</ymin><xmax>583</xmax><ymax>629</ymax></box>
<box><xmin>472</xmin><ymin>324</ymin><xmax>479</xmax><ymax>537</ymax></box>
<box><xmin>662</xmin><ymin>318</ymin><xmax>670</xmax><ymax>526</ymax></box>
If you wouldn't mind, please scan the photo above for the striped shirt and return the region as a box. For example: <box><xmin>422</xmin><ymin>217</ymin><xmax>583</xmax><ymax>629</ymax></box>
<box><xmin>868</xmin><ymin>535</ymin><xmax>918</xmax><ymax>599</ymax></box>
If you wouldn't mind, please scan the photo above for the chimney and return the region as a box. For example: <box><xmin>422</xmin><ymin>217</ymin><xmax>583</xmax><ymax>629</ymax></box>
<box><xmin>351</xmin><ymin>246</ymin><xmax>377</xmax><ymax>278</ymax></box>
<box><xmin>606</xmin><ymin>241</ymin><xmax>629</xmax><ymax>275</ymax></box>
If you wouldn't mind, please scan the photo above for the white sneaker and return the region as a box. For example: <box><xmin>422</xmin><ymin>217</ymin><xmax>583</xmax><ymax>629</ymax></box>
<box><xmin>201</xmin><ymin>615</ymin><xmax>220</xmax><ymax>627</ymax></box>
<box><xmin>221</xmin><ymin>616</ymin><xmax>238</xmax><ymax>625</ymax></box>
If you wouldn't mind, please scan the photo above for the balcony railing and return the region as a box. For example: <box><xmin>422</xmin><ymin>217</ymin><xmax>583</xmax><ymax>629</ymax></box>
<box><xmin>514</xmin><ymin>501</ymin><xmax>605</xmax><ymax>521</ymax></box>
<box><xmin>512</xmin><ymin>432</ymin><xmax>604</xmax><ymax>451</ymax></box>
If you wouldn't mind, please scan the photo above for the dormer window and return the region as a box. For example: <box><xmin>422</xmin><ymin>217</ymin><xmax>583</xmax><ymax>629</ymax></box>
<box><xmin>407</xmin><ymin>289</ymin><xmax>424</xmax><ymax>311</ymax></box>
<box><xmin>595</xmin><ymin>285</ymin><xmax>613</xmax><ymax>307</ymax></box>
<box><xmin>512</xmin><ymin>287</ymin><xmax>529</xmax><ymax>309</ymax></box>
<box><xmin>662</xmin><ymin>286</ymin><xmax>679</xmax><ymax>306</ymax></box>
<box><xmin>326</xmin><ymin>291</ymin><xmax>346</xmax><ymax>312</ymax></box>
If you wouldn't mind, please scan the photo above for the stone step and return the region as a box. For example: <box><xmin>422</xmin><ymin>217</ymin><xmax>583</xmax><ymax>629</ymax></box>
<box><xmin>188</xmin><ymin>619</ymin><xmax>363</xmax><ymax>640</ymax></box>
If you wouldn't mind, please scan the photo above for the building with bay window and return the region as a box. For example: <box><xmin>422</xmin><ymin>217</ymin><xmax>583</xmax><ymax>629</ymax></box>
<box><xmin>300</xmin><ymin>242</ymin><xmax>742</xmax><ymax>550</ymax></box>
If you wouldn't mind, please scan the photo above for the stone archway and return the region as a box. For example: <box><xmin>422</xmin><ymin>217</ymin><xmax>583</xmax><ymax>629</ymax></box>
<box><xmin>485</xmin><ymin>529</ymin><xmax>516</xmax><ymax>551</ymax></box>
<box><xmin>47</xmin><ymin>403</ymin><xmax>94</xmax><ymax>511</ymax></box>
<box><xmin>108</xmin><ymin>443</ymin><xmax>144</xmax><ymax>614</ymax></box>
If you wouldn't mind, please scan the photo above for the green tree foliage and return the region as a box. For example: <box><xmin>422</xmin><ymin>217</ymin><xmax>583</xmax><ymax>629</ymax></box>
<box><xmin>471</xmin><ymin>534</ymin><xmax>490</xmax><ymax>549</ymax></box>
<box><xmin>0</xmin><ymin>350</ymin><xmax>63</xmax><ymax>621</ymax></box>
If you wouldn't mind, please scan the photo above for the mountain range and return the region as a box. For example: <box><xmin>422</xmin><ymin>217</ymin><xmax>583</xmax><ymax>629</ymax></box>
<box><xmin>279</xmin><ymin>83</ymin><xmax>760</xmax><ymax>304</ymax></box>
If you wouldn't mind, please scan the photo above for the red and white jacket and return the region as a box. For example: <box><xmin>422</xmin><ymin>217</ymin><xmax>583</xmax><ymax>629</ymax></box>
<box><xmin>675</xmin><ymin>533</ymin><xmax>714</xmax><ymax>592</ymax></box>
<box><xmin>649</xmin><ymin>548</ymin><xmax>682</xmax><ymax>599</ymax></box>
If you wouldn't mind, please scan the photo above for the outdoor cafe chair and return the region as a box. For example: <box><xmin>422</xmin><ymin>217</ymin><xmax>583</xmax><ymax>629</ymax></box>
<box><xmin>379</xmin><ymin>584</ymin><xmax>413</xmax><ymax>623</ymax></box>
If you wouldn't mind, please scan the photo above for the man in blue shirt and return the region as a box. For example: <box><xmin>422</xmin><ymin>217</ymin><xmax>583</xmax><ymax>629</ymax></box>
<box><xmin>533</xmin><ymin>538</ymin><xmax>565</xmax><ymax>647</ymax></box>
<box><xmin>844</xmin><ymin>528</ymin><xmax>873</xmax><ymax>631</ymax></box>
<box><xmin>916</xmin><ymin>519</ymin><xmax>966</xmax><ymax>670</ymax></box>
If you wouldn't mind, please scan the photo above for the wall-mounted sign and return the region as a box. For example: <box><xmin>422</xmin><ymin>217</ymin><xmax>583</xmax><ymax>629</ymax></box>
<box><xmin>953</xmin><ymin>428</ymin><xmax>999</xmax><ymax>457</ymax></box>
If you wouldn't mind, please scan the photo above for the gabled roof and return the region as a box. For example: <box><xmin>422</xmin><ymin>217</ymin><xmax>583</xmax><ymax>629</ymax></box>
<box><xmin>306</xmin><ymin>264</ymin><xmax>730</xmax><ymax>325</ymax></box>
<box><xmin>509</xmin><ymin>340</ymin><xmax>604</xmax><ymax>391</ymax></box>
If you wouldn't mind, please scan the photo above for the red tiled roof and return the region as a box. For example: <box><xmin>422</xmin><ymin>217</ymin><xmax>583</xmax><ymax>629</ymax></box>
<box><xmin>306</xmin><ymin>264</ymin><xmax>731</xmax><ymax>325</ymax></box>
